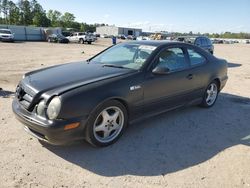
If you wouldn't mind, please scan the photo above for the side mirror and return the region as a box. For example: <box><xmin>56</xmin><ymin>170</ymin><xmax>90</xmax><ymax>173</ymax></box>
<box><xmin>152</xmin><ymin>66</ymin><xmax>170</xmax><ymax>75</ymax></box>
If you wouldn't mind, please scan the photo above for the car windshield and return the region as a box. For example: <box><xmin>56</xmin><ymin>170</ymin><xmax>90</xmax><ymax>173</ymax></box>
<box><xmin>0</xmin><ymin>30</ymin><xmax>11</xmax><ymax>34</ymax></box>
<box><xmin>57</xmin><ymin>34</ymin><xmax>65</xmax><ymax>38</ymax></box>
<box><xmin>90</xmin><ymin>43</ymin><xmax>156</xmax><ymax>70</ymax></box>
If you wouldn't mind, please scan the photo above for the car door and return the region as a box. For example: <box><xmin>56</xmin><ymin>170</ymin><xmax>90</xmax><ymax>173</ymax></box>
<box><xmin>143</xmin><ymin>46</ymin><xmax>201</xmax><ymax>114</ymax></box>
<box><xmin>206</xmin><ymin>38</ymin><xmax>213</xmax><ymax>52</ymax></box>
<box><xmin>70</xmin><ymin>33</ymin><xmax>78</xmax><ymax>42</ymax></box>
<box><xmin>68</xmin><ymin>34</ymin><xmax>74</xmax><ymax>42</ymax></box>
<box><xmin>186</xmin><ymin>47</ymin><xmax>209</xmax><ymax>98</ymax></box>
<box><xmin>194</xmin><ymin>38</ymin><xmax>202</xmax><ymax>47</ymax></box>
<box><xmin>201</xmin><ymin>37</ymin><xmax>209</xmax><ymax>51</ymax></box>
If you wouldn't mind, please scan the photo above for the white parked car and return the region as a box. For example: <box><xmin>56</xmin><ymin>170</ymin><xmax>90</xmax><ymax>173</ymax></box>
<box><xmin>136</xmin><ymin>36</ymin><xmax>150</xmax><ymax>41</ymax></box>
<box><xmin>66</xmin><ymin>32</ymin><xmax>94</xmax><ymax>44</ymax></box>
<box><xmin>0</xmin><ymin>29</ymin><xmax>14</xmax><ymax>42</ymax></box>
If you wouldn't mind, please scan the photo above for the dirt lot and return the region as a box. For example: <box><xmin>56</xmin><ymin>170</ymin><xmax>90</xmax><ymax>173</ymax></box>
<box><xmin>0</xmin><ymin>39</ymin><xmax>250</xmax><ymax>188</ymax></box>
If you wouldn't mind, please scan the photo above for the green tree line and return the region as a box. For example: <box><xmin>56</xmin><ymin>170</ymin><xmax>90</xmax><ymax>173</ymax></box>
<box><xmin>0</xmin><ymin>0</ymin><xmax>106</xmax><ymax>32</ymax></box>
<box><xmin>209</xmin><ymin>32</ymin><xmax>250</xmax><ymax>39</ymax></box>
<box><xmin>170</xmin><ymin>31</ymin><xmax>250</xmax><ymax>39</ymax></box>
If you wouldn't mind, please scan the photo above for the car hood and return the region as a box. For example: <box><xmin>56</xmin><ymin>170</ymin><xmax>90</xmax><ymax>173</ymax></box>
<box><xmin>22</xmin><ymin>62</ymin><xmax>134</xmax><ymax>95</ymax></box>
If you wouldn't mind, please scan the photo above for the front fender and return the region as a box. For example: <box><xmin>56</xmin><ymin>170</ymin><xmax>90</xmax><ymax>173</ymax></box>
<box><xmin>58</xmin><ymin>73</ymin><xmax>144</xmax><ymax>120</ymax></box>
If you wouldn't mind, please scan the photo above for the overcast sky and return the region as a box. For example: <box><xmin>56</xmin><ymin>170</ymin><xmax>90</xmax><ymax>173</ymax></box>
<box><xmin>36</xmin><ymin>0</ymin><xmax>250</xmax><ymax>33</ymax></box>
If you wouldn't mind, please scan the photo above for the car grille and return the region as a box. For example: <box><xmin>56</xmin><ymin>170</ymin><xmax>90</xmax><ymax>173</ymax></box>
<box><xmin>16</xmin><ymin>85</ymin><xmax>36</xmax><ymax>110</ymax></box>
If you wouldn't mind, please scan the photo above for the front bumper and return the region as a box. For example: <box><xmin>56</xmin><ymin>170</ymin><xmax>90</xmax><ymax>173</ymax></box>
<box><xmin>85</xmin><ymin>38</ymin><xmax>94</xmax><ymax>42</ymax></box>
<box><xmin>0</xmin><ymin>37</ymin><xmax>14</xmax><ymax>42</ymax></box>
<box><xmin>12</xmin><ymin>98</ymin><xmax>87</xmax><ymax>145</ymax></box>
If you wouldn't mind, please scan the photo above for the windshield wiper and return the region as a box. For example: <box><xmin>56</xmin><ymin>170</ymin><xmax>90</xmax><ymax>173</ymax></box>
<box><xmin>102</xmin><ymin>64</ymin><xmax>128</xmax><ymax>69</ymax></box>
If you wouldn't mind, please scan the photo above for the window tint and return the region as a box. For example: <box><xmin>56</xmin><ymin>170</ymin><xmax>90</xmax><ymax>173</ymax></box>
<box><xmin>0</xmin><ymin>29</ymin><xmax>11</xmax><ymax>34</ymax></box>
<box><xmin>91</xmin><ymin>43</ymin><xmax>156</xmax><ymax>70</ymax></box>
<box><xmin>207</xmin><ymin>38</ymin><xmax>212</xmax><ymax>45</ymax></box>
<box><xmin>201</xmin><ymin>38</ymin><xmax>208</xmax><ymax>46</ymax></box>
<box><xmin>195</xmin><ymin>38</ymin><xmax>202</xmax><ymax>46</ymax></box>
<box><xmin>157</xmin><ymin>48</ymin><xmax>188</xmax><ymax>71</ymax></box>
<box><xmin>188</xmin><ymin>49</ymin><xmax>206</xmax><ymax>66</ymax></box>
<box><xmin>97</xmin><ymin>45</ymin><xmax>134</xmax><ymax>63</ymax></box>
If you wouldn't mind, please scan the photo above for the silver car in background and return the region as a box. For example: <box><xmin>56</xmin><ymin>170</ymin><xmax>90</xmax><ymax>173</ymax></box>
<box><xmin>0</xmin><ymin>29</ymin><xmax>15</xmax><ymax>42</ymax></box>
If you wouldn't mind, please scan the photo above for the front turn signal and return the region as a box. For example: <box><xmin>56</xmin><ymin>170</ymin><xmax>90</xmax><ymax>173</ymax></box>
<box><xmin>64</xmin><ymin>122</ymin><xmax>80</xmax><ymax>130</ymax></box>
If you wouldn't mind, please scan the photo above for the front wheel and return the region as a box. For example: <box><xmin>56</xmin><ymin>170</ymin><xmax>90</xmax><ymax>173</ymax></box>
<box><xmin>200</xmin><ymin>81</ymin><xmax>219</xmax><ymax>108</ymax></box>
<box><xmin>79</xmin><ymin>38</ymin><xmax>84</xmax><ymax>44</ymax></box>
<box><xmin>85</xmin><ymin>100</ymin><xmax>128</xmax><ymax>147</ymax></box>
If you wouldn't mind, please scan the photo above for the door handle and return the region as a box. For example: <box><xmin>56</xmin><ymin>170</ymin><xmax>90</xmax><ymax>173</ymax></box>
<box><xmin>186</xmin><ymin>74</ymin><xmax>193</xmax><ymax>80</ymax></box>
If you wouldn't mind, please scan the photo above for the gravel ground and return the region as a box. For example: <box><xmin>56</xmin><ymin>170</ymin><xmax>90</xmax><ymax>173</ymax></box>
<box><xmin>0</xmin><ymin>39</ymin><xmax>250</xmax><ymax>188</ymax></box>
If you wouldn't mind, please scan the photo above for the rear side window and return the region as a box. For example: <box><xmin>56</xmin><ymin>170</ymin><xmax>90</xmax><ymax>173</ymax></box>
<box><xmin>201</xmin><ymin>38</ymin><xmax>208</xmax><ymax>46</ymax></box>
<box><xmin>187</xmin><ymin>49</ymin><xmax>206</xmax><ymax>66</ymax></box>
<box><xmin>157</xmin><ymin>48</ymin><xmax>188</xmax><ymax>72</ymax></box>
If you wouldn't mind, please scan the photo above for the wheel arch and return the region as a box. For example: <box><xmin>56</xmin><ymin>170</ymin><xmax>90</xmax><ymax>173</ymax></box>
<box><xmin>94</xmin><ymin>97</ymin><xmax>129</xmax><ymax>117</ymax></box>
<box><xmin>213</xmin><ymin>78</ymin><xmax>221</xmax><ymax>91</ymax></box>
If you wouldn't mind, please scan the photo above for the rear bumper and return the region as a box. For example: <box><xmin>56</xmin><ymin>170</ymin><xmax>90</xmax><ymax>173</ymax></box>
<box><xmin>12</xmin><ymin>98</ymin><xmax>87</xmax><ymax>145</ymax></box>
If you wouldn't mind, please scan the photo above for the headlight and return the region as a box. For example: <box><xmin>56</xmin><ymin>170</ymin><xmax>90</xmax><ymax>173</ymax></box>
<box><xmin>37</xmin><ymin>100</ymin><xmax>46</xmax><ymax>116</ymax></box>
<box><xmin>47</xmin><ymin>97</ymin><xmax>61</xmax><ymax>120</ymax></box>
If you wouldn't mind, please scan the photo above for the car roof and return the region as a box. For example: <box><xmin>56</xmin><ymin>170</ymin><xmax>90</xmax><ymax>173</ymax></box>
<box><xmin>123</xmin><ymin>40</ymin><xmax>189</xmax><ymax>47</ymax></box>
<box><xmin>177</xmin><ymin>35</ymin><xmax>209</xmax><ymax>38</ymax></box>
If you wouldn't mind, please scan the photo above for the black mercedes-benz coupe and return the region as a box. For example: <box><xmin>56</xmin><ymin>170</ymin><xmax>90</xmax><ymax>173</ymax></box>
<box><xmin>47</xmin><ymin>34</ymin><xmax>69</xmax><ymax>43</ymax></box>
<box><xmin>12</xmin><ymin>41</ymin><xmax>228</xmax><ymax>147</ymax></box>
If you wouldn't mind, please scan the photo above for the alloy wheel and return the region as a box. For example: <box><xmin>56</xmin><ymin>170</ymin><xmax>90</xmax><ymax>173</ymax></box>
<box><xmin>93</xmin><ymin>106</ymin><xmax>124</xmax><ymax>143</ymax></box>
<box><xmin>206</xmin><ymin>83</ymin><xmax>218</xmax><ymax>106</ymax></box>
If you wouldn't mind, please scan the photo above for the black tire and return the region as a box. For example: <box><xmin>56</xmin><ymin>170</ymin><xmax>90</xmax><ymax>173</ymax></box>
<box><xmin>87</xmin><ymin>41</ymin><xmax>92</xmax><ymax>44</ymax></box>
<box><xmin>79</xmin><ymin>38</ymin><xmax>84</xmax><ymax>44</ymax></box>
<box><xmin>85</xmin><ymin>100</ymin><xmax>128</xmax><ymax>147</ymax></box>
<box><xmin>200</xmin><ymin>81</ymin><xmax>219</xmax><ymax>108</ymax></box>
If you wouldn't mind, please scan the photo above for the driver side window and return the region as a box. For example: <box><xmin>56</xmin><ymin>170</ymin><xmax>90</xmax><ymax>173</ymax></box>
<box><xmin>156</xmin><ymin>48</ymin><xmax>188</xmax><ymax>72</ymax></box>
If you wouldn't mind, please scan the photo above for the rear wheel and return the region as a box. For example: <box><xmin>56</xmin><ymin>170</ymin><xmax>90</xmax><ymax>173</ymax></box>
<box><xmin>200</xmin><ymin>81</ymin><xmax>219</xmax><ymax>107</ymax></box>
<box><xmin>87</xmin><ymin>41</ymin><xmax>92</xmax><ymax>44</ymax></box>
<box><xmin>85</xmin><ymin>100</ymin><xmax>128</xmax><ymax>147</ymax></box>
